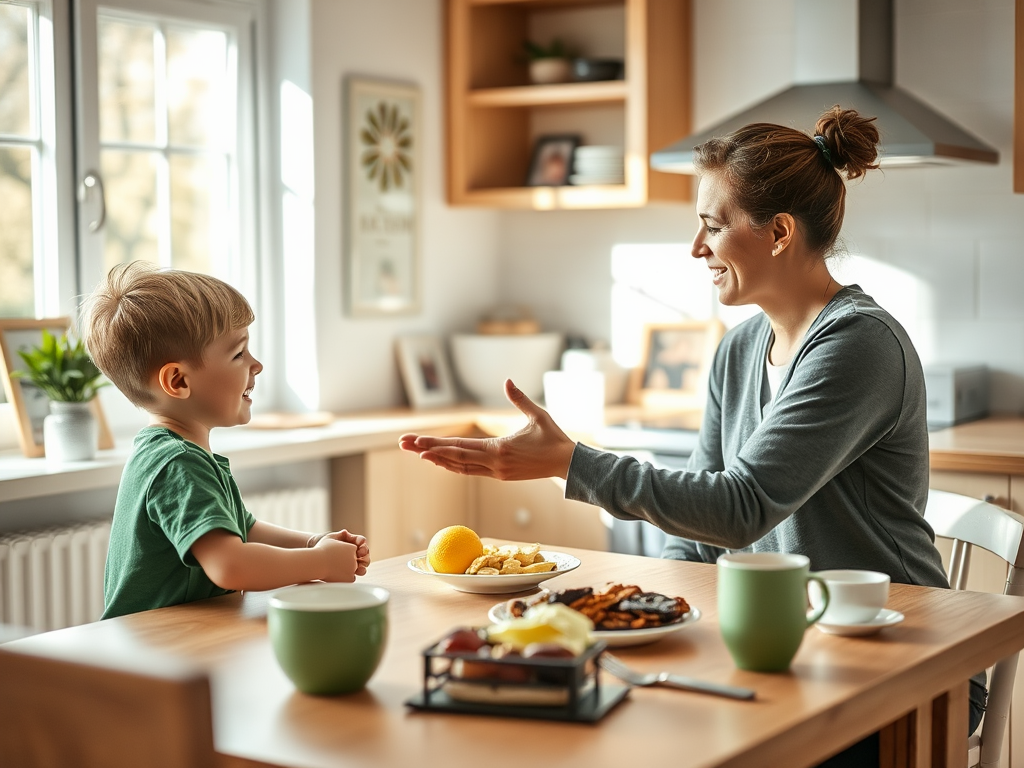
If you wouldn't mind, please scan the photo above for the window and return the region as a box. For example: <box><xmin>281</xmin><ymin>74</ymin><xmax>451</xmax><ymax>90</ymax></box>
<box><xmin>75</xmin><ymin>0</ymin><xmax>258</xmax><ymax>299</ymax></box>
<box><xmin>0</xmin><ymin>0</ymin><xmax>52</xmax><ymax>319</ymax></box>
<box><xmin>0</xmin><ymin>0</ymin><xmax>258</xmax><ymax>419</ymax></box>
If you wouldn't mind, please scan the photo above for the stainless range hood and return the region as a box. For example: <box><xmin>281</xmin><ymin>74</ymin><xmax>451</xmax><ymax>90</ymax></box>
<box><xmin>651</xmin><ymin>0</ymin><xmax>998</xmax><ymax>173</ymax></box>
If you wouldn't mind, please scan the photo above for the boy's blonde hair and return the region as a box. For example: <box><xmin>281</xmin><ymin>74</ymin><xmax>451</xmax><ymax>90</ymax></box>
<box><xmin>80</xmin><ymin>262</ymin><xmax>254</xmax><ymax>407</ymax></box>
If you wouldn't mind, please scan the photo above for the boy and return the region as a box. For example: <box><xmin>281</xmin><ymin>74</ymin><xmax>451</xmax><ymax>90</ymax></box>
<box><xmin>81</xmin><ymin>262</ymin><xmax>369</xmax><ymax>619</ymax></box>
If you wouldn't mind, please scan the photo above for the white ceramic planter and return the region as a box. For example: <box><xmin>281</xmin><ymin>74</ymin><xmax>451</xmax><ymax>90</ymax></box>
<box><xmin>44</xmin><ymin>402</ymin><xmax>98</xmax><ymax>463</ymax></box>
<box><xmin>529</xmin><ymin>58</ymin><xmax>571</xmax><ymax>85</ymax></box>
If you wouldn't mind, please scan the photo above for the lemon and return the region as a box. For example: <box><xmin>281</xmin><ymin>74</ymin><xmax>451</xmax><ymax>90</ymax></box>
<box><xmin>427</xmin><ymin>525</ymin><xmax>484</xmax><ymax>574</ymax></box>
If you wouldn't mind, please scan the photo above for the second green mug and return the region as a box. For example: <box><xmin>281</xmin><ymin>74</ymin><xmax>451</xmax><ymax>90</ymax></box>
<box><xmin>717</xmin><ymin>552</ymin><xmax>829</xmax><ymax>672</ymax></box>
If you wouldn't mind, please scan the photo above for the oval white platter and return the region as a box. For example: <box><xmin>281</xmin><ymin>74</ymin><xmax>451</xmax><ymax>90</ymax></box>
<box><xmin>407</xmin><ymin>551</ymin><xmax>581</xmax><ymax>595</ymax></box>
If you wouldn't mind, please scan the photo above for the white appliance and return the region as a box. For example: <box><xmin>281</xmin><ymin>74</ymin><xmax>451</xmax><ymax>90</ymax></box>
<box><xmin>924</xmin><ymin>365</ymin><xmax>989</xmax><ymax>429</ymax></box>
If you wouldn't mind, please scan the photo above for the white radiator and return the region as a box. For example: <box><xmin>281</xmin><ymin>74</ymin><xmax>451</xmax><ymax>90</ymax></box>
<box><xmin>242</xmin><ymin>487</ymin><xmax>330</xmax><ymax>533</ymax></box>
<box><xmin>0</xmin><ymin>520</ymin><xmax>111</xmax><ymax>633</ymax></box>
<box><xmin>0</xmin><ymin>487</ymin><xmax>329</xmax><ymax>634</ymax></box>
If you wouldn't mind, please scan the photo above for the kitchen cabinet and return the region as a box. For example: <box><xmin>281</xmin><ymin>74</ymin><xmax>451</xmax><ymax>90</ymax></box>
<box><xmin>445</xmin><ymin>0</ymin><xmax>692</xmax><ymax>209</ymax></box>
<box><xmin>332</xmin><ymin>448</ymin><xmax>608</xmax><ymax>561</ymax></box>
<box><xmin>475</xmin><ymin>476</ymin><xmax>608</xmax><ymax>550</ymax></box>
<box><xmin>332</xmin><ymin>448</ymin><xmax>475</xmax><ymax>561</ymax></box>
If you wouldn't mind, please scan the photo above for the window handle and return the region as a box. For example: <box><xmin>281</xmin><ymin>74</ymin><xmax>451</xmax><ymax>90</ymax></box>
<box><xmin>78</xmin><ymin>171</ymin><xmax>106</xmax><ymax>233</ymax></box>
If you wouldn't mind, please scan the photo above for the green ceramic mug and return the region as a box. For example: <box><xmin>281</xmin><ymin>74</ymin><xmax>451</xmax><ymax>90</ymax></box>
<box><xmin>268</xmin><ymin>583</ymin><xmax>389</xmax><ymax>695</ymax></box>
<box><xmin>717</xmin><ymin>552</ymin><xmax>829</xmax><ymax>672</ymax></box>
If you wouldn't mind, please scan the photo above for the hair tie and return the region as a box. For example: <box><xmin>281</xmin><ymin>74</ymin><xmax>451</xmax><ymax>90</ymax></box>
<box><xmin>813</xmin><ymin>135</ymin><xmax>833</xmax><ymax>166</ymax></box>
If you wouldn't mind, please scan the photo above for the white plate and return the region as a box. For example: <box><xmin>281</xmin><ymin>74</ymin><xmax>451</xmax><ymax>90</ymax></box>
<box><xmin>406</xmin><ymin>551</ymin><xmax>581</xmax><ymax>595</ymax></box>
<box><xmin>487</xmin><ymin>598</ymin><xmax>701</xmax><ymax>647</ymax></box>
<box><xmin>815</xmin><ymin>608</ymin><xmax>905</xmax><ymax>637</ymax></box>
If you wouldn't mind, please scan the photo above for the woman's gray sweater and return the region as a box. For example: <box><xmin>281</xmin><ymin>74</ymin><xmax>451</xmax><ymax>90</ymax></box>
<box><xmin>565</xmin><ymin>285</ymin><xmax>948</xmax><ymax>588</ymax></box>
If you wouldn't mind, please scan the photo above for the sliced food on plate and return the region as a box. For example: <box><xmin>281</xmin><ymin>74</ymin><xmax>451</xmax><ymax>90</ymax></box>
<box><xmin>490</xmin><ymin>584</ymin><xmax>700</xmax><ymax>646</ymax></box>
<box><xmin>509</xmin><ymin>583</ymin><xmax>690</xmax><ymax>630</ymax></box>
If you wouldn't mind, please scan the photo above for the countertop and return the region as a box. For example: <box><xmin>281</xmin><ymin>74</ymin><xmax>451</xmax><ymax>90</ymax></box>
<box><xmin>2</xmin><ymin>406</ymin><xmax>1020</xmax><ymax>504</ymax></box>
<box><xmin>928</xmin><ymin>416</ymin><xmax>1024</xmax><ymax>475</ymax></box>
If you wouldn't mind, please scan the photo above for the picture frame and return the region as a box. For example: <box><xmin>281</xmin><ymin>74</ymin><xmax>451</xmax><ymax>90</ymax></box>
<box><xmin>395</xmin><ymin>334</ymin><xmax>457</xmax><ymax>409</ymax></box>
<box><xmin>526</xmin><ymin>134</ymin><xmax>580</xmax><ymax>187</ymax></box>
<box><xmin>0</xmin><ymin>318</ymin><xmax>114</xmax><ymax>458</ymax></box>
<box><xmin>627</xmin><ymin>320</ymin><xmax>726</xmax><ymax>408</ymax></box>
<box><xmin>344</xmin><ymin>76</ymin><xmax>422</xmax><ymax>317</ymax></box>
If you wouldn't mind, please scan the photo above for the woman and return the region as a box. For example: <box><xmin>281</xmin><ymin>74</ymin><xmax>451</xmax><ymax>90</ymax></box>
<box><xmin>398</xmin><ymin>106</ymin><xmax>984</xmax><ymax>764</ymax></box>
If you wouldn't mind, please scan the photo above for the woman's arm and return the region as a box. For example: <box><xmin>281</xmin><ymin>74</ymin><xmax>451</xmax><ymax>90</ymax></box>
<box><xmin>190</xmin><ymin>530</ymin><xmax>358</xmax><ymax>591</ymax></box>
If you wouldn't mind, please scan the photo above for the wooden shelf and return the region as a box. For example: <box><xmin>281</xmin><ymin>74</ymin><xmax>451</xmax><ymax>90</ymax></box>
<box><xmin>446</xmin><ymin>0</ymin><xmax>692</xmax><ymax>209</ymax></box>
<box><xmin>468</xmin><ymin>80</ymin><xmax>628</xmax><ymax>107</ymax></box>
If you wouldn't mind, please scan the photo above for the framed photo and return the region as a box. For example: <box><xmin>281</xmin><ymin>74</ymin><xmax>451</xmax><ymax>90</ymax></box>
<box><xmin>345</xmin><ymin>76</ymin><xmax>421</xmax><ymax>317</ymax></box>
<box><xmin>526</xmin><ymin>134</ymin><xmax>580</xmax><ymax>187</ymax></box>
<box><xmin>0</xmin><ymin>318</ymin><xmax>114</xmax><ymax>458</ymax></box>
<box><xmin>396</xmin><ymin>334</ymin><xmax>457</xmax><ymax>409</ymax></box>
<box><xmin>627</xmin><ymin>320</ymin><xmax>726</xmax><ymax>408</ymax></box>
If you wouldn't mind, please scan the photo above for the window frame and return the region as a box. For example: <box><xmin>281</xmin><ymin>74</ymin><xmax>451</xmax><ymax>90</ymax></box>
<box><xmin>72</xmin><ymin>0</ymin><xmax>260</xmax><ymax>304</ymax></box>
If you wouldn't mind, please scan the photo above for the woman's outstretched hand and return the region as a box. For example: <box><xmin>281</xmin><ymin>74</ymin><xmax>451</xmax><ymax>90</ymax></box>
<box><xmin>398</xmin><ymin>379</ymin><xmax>576</xmax><ymax>480</ymax></box>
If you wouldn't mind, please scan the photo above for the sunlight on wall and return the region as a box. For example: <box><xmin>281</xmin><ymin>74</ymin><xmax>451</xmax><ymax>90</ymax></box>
<box><xmin>611</xmin><ymin>245</ymin><xmax>936</xmax><ymax>370</ymax></box>
<box><xmin>828</xmin><ymin>253</ymin><xmax>936</xmax><ymax>363</ymax></box>
<box><xmin>610</xmin><ymin>243</ymin><xmax>758</xmax><ymax>368</ymax></box>
<box><xmin>280</xmin><ymin>80</ymin><xmax>319</xmax><ymax>409</ymax></box>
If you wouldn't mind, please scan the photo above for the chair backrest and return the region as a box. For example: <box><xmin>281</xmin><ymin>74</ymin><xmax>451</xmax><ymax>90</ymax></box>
<box><xmin>0</xmin><ymin>641</ymin><xmax>217</xmax><ymax>768</ymax></box>
<box><xmin>925</xmin><ymin>488</ymin><xmax>1024</xmax><ymax>768</ymax></box>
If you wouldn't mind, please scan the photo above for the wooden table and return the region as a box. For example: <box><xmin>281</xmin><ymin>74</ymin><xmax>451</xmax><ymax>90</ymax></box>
<box><xmin>9</xmin><ymin>547</ymin><xmax>1024</xmax><ymax>768</ymax></box>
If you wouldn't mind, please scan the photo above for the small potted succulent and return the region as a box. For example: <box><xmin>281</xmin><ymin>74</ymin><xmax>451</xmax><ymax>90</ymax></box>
<box><xmin>13</xmin><ymin>329</ymin><xmax>107</xmax><ymax>462</ymax></box>
<box><xmin>523</xmin><ymin>38</ymin><xmax>573</xmax><ymax>84</ymax></box>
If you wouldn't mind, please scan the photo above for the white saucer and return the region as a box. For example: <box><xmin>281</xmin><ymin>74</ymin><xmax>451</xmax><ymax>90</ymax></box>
<box><xmin>815</xmin><ymin>608</ymin><xmax>905</xmax><ymax>636</ymax></box>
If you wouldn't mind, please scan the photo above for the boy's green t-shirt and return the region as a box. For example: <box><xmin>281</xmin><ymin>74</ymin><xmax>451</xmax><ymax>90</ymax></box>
<box><xmin>102</xmin><ymin>426</ymin><xmax>256</xmax><ymax>619</ymax></box>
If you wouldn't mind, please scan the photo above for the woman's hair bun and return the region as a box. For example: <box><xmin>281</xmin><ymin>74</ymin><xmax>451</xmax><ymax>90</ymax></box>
<box><xmin>814</xmin><ymin>105</ymin><xmax>881</xmax><ymax>180</ymax></box>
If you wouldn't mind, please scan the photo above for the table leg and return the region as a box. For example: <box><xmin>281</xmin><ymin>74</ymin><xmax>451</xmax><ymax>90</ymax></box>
<box><xmin>879</xmin><ymin>683</ymin><xmax>970</xmax><ymax>768</ymax></box>
<box><xmin>931</xmin><ymin>681</ymin><xmax>970</xmax><ymax>768</ymax></box>
<box><xmin>881</xmin><ymin>710</ymin><xmax>918</xmax><ymax>768</ymax></box>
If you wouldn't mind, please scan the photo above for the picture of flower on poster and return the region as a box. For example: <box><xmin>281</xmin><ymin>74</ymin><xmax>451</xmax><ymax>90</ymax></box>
<box><xmin>344</xmin><ymin>76</ymin><xmax>421</xmax><ymax>317</ymax></box>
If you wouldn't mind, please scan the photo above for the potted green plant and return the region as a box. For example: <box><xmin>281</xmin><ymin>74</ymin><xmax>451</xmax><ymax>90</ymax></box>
<box><xmin>523</xmin><ymin>38</ymin><xmax>573</xmax><ymax>84</ymax></box>
<box><xmin>12</xmin><ymin>329</ymin><xmax>107</xmax><ymax>462</ymax></box>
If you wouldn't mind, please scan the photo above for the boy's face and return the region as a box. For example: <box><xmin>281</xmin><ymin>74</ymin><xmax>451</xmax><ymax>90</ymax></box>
<box><xmin>188</xmin><ymin>327</ymin><xmax>263</xmax><ymax>428</ymax></box>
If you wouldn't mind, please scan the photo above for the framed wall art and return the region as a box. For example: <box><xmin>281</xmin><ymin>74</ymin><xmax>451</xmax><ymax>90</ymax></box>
<box><xmin>345</xmin><ymin>76</ymin><xmax>421</xmax><ymax>317</ymax></box>
<box><xmin>626</xmin><ymin>320</ymin><xmax>726</xmax><ymax>408</ymax></box>
<box><xmin>0</xmin><ymin>318</ymin><xmax>114</xmax><ymax>458</ymax></box>
<box><xmin>395</xmin><ymin>334</ymin><xmax>456</xmax><ymax>409</ymax></box>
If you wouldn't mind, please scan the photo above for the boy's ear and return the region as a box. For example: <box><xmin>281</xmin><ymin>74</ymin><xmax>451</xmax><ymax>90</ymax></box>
<box><xmin>156</xmin><ymin>362</ymin><xmax>191</xmax><ymax>399</ymax></box>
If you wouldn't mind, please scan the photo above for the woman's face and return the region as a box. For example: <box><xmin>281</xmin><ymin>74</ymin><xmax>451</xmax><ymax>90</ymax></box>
<box><xmin>691</xmin><ymin>172</ymin><xmax>775</xmax><ymax>307</ymax></box>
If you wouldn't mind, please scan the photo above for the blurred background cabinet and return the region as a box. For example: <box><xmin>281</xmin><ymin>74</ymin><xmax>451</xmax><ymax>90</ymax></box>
<box><xmin>475</xmin><ymin>476</ymin><xmax>607</xmax><ymax>550</ymax></box>
<box><xmin>445</xmin><ymin>0</ymin><xmax>692</xmax><ymax>208</ymax></box>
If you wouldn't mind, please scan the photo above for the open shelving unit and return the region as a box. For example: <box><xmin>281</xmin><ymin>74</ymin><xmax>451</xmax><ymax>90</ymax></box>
<box><xmin>445</xmin><ymin>0</ymin><xmax>692</xmax><ymax>209</ymax></box>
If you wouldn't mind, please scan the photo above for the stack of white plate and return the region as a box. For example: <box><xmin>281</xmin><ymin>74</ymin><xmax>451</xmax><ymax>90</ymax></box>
<box><xmin>570</xmin><ymin>145</ymin><xmax>624</xmax><ymax>185</ymax></box>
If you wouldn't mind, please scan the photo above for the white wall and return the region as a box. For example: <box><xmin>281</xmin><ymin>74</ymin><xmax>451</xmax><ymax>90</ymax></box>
<box><xmin>499</xmin><ymin>0</ymin><xmax>1024</xmax><ymax>414</ymax></box>
<box><xmin>302</xmin><ymin>0</ymin><xmax>501</xmax><ymax>412</ymax></box>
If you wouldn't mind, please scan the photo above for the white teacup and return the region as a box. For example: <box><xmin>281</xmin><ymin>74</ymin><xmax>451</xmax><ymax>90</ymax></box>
<box><xmin>810</xmin><ymin>569</ymin><xmax>890</xmax><ymax>625</ymax></box>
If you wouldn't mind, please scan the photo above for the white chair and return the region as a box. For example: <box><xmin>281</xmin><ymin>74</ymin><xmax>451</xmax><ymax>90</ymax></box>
<box><xmin>925</xmin><ymin>488</ymin><xmax>1024</xmax><ymax>768</ymax></box>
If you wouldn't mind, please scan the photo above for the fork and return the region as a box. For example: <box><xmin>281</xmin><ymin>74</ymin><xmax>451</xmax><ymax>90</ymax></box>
<box><xmin>599</xmin><ymin>652</ymin><xmax>756</xmax><ymax>701</ymax></box>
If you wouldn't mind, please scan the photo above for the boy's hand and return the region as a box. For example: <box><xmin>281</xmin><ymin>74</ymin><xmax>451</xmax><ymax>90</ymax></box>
<box><xmin>317</xmin><ymin>530</ymin><xmax>371</xmax><ymax>574</ymax></box>
<box><xmin>312</xmin><ymin>537</ymin><xmax>360</xmax><ymax>582</ymax></box>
